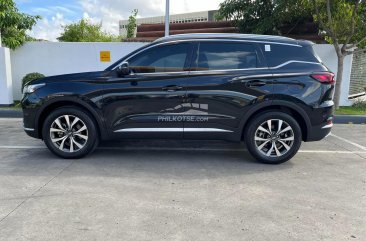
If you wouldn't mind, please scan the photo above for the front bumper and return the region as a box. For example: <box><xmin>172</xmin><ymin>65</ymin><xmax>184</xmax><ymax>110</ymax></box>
<box><xmin>22</xmin><ymin>93</ymin><xmax>41</xmax><ymax>139</ymax></box>
<box><xmin>23</xmin><ymin>126</ymin><xmax>39</xmax><ymax>139</ymax></box>
<box><xmin>23</xmin><ymin>110</ymin><xmax>40</xmax><ymax>139</ymax></box>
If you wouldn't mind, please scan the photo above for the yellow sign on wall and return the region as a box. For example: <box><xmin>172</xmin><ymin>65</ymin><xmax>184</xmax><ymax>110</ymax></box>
<box><xmin>100</xmin><ymin>51</ymin><xmax>111</xmax><ymax>62</ymax></box>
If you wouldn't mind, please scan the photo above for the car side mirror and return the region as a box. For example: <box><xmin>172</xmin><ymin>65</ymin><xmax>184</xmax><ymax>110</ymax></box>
<box><xmin>117</xmin><ymin>62</ymin><xmax>130</xmax><ymax>77</ymax></box>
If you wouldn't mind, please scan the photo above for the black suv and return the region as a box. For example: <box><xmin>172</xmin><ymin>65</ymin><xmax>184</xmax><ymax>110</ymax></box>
<box><xmin>22</xmin><ymin>34</ymin><xmax>334</xmax><ymax>164</ymax></box>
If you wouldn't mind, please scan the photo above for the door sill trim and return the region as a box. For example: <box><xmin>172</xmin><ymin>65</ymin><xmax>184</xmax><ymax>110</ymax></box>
<box><xmin>114</xmin><ymin>128</ymin><xmax>233</xmax><ymax>133</ymax></box>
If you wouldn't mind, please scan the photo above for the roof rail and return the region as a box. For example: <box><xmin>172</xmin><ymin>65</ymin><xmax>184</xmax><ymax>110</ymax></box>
<box><xmin>154</xmin><ymin>33</ymin><xmax>296</xmax><ymax>43</ymax></box>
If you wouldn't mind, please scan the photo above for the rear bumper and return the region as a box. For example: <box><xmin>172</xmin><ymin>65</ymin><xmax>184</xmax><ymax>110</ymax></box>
<box><xmin>304</xmin><ymin>100</ymin><xmax>333</xmax><ymax>142</ymax></box>
<box><xmin>305</xmin><ymin>121</ymin><xmax>332</xmax><ymax>142</ymax></box>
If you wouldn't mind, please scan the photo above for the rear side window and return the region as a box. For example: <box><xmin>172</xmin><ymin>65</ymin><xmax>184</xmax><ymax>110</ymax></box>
<box><xmin>128</xmin><ymin>43</ymin><xmax>191</xmax><ymax>73</ymax></box>
<box><xmin>262</xmin><ymin>44</ymin><xmax>319</xmax><ymax>67</ymax></box>
<box><xmin>193</xmin><ymin>42</ymin><xmax>257</xmax><ymax>71</ymax></box>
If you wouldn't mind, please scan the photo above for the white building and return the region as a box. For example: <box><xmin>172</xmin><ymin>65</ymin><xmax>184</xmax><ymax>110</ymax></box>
<box><xmin>119</xmin><ymin>10</ymin><xmax>217</xmax><ymax>37</ymax></box>
<box><xmin>0</xmin><ymin>42</ymin><xmax>363</xmax><ymax>106</ymax></box>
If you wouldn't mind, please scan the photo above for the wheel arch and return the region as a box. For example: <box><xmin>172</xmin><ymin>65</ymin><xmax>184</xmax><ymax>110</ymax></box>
<box><xmin>240</xmin><ymin>100</ymin><xmax>311</xmax><ymax>142</ymax></box>
<box><xmin>35</xmin><ymin>97</ymin><xmax>107</xmax><ymax>140</ymax></box>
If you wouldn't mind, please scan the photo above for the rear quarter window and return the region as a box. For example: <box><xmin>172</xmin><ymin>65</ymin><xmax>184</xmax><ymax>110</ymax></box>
<box><xmin>261</xmin><ymin>44</ymin><xmax>320</xmax><ymax>68</ymax></box>
<box><xmin>193</xmin><ymin>42</ymin><xmax>258</xmax><ymax>71</ymax></box>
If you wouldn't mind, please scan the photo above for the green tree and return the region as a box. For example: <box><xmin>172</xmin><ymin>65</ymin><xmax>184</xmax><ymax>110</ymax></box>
<box><xmin>126</xmin><ymin>9</ymin><xmax>138</xmax><ymax>38</ymax></box>
<box><xmin>57</xmin><ymin>19</ymin><xmax>117</xmax><ymax>42</ymax></box>
<box><xmin>0</xmin><ymin>0</ymin><xmax>40</xmax><ymax>49</ymax></box>
<box><xmin>312</xmin><ymin>0</ymin><xmax>366</xmax><ymax>109</ymax></box>
<box><xmin>216</xmin><ymin>0</ymin><xmax>312</xmax><ymax>35</ymax></box>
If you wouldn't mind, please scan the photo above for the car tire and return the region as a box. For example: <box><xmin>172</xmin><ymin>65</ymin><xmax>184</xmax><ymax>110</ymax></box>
<box><xmin>245</xmin><ymin>111</ymin><xmax>302</xmax><ymax>164</ymax></box>
<box><xmin>42</xmin><ymin>107</ymin><xmax>99</xmax><ymax>159</ymax></box>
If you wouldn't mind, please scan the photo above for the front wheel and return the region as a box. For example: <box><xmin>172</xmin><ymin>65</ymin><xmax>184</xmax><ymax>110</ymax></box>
<box><xmin>42</xmin><ymin>107</ymin><xmax>99</xmax><ymax>159</ymax></box>
<box><xmin>245</xmin><ymin>111</ymin><xmax>302</xmax><ymax>164</ymax></box>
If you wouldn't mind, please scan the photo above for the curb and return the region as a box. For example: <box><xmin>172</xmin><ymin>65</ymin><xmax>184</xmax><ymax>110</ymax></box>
<box><xmin>0</xmin><ymin>109</ymin><xmax>22</xmax><ymax>118</ymax></box>
<box><xmin>0</xmin><ymin>109</ymin><xmax>365</xmax><ymax>124</ymax></box>
<box><xmin>333</xmin><ymin>115</ymin><xmax>366</xmax><ymax>124</ymax></box>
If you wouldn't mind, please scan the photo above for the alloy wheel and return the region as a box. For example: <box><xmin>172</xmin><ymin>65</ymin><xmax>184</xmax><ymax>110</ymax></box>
<box><xmin>254</xmin><ymin>119</ymin><xmax>295</xmax><ymax>157</ymax></box>
<box><xmin>49</xmin><ymin>115</ymin><xmax>88</xmax><ymax>153</ymax></box>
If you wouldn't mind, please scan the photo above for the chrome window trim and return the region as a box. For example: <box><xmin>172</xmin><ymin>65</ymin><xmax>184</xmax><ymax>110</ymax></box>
<box><xmin>132</xmin><ymin>62</ymin><xmax>320</xmax><ymax>77</ymax></box>
<box><xmin>112</xmin><ymin>39</ymin><xmax>303</xmax><ymax>71</ymax></box>
<box><xmin>269</xmin><ymin>60</ymin><xmax>322</xmax><ymax>69</ymax></box>
<box><xmin>112</xmin><ymin>38</ymin><xmax>321</xmax><ymax>76</ymax></box>
<box><xmin>187</xmin><ymin>62</ymin><xmax>321</xmax><ymax>76</ymax></box>
<box><xmin>133</xmin><ymin>71</ymin><xmax>190</xmax><ymax>76</ymax></box>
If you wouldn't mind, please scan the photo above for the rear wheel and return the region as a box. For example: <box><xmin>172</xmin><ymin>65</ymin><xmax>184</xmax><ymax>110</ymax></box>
<box><xmin>42</xmin><ymin>107</ymin><xmax>99</xmax><ymax>159</ymax></box>
<box><xmin>245</xmin><ymin>111</ymin><xmax>302</xmax><ymax>164</ymax></box>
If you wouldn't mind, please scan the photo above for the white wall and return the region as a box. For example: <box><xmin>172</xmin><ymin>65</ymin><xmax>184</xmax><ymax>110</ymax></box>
<box><xmin>9</xmin><ymin>42</ymin><xmax>353</xmax><ymax>106</ymax></box>
<box><xmin>10</xmin><ymin>42</ymin><xmax>147</xmax><ymax>100</ymax></box>
<box><xmin>0</xmin><ymin>47</ymin><xmax>13</xmax><ymax>105</ymax></box>
<box><xmin>313</xmin><ymin>44</ymin><xmax>353</xmax><ymax>106</ymax></box>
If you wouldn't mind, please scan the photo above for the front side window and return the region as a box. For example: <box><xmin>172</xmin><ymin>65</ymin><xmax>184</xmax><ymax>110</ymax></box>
<box><xmin>128</xmin><ymin>43</ymin><xmax>191</xmax><ymax>73</ymax></box>
<box><xmin>193</xmin><ymin>42</ymin><xmax>258</xmax><ymax>71</ymax></box>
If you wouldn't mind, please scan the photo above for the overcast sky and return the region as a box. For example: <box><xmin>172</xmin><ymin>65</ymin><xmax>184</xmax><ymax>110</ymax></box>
<box><xmin>15</xmin><ymin>0</ymin><xmax>225</xmax><ymax>41</ymax></box>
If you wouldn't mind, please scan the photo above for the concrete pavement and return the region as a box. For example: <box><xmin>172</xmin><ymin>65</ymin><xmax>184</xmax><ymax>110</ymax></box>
<box><xmin>0</xmin><ymin>118</ymin><xmax>365</xmax><ymax>241</ymax></box>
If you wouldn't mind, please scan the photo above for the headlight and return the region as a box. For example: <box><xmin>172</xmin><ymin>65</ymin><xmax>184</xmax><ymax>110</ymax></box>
<box><xmin>22</xmin><ymin>83</ymin><xmax>46</xmax><ymax>95</ymax></box>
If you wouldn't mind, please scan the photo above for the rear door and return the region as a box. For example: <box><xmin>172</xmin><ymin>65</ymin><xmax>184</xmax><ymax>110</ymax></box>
<box><xmin>183</xmin><ymin>41</ymin><xmax>274</xmax><ymax>140</ymax></box>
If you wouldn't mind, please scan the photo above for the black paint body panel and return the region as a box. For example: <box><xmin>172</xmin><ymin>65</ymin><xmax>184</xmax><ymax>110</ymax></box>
<box><xmin>22</xmin><ymin>35</ymin><xmax>334</xmax><ymax>143</ymax></box>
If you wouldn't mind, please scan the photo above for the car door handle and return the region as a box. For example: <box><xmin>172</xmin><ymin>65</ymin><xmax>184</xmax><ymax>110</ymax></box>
<box><xmin>162</xmin><ymin>85</ymin><xmax>183</xmax><ymax>92</ymax></box>
<box><xmin>246</xmin><ymin>80</ymin><xmax>267</xmax><ymax>87</ymax></box>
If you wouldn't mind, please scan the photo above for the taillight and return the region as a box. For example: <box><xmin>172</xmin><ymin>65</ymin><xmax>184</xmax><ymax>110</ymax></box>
<box><xmin>310</xmin><ymin>72</ymin><xmax>335</xmax><ymax>84</ymax></box>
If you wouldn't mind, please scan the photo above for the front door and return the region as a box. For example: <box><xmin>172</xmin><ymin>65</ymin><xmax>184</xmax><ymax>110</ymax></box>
<box><xmin>101</xmin><ymin>42</ymin><xmax>193</xmax><ymax>139</ymax></box>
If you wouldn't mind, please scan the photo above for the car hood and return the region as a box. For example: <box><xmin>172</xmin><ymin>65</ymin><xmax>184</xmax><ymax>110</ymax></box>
<box><xmin>30</xmin><ymin>71</ymin><xmax>111</xmax><ymax>85</ymax></box>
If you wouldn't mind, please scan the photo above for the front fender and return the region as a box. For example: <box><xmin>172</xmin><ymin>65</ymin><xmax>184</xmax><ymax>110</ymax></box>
<box><xmin>34</xmin><ymin>95</ymin><xmax>108</xmax><ymax>140</ymax></box>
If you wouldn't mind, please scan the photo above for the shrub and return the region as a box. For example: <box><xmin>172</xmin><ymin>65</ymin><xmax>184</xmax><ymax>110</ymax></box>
<box><xmin>22</xmin><ymin>72</ymin><xmax>45</xmax><ymax>90</ymax></box>
<box><xmin>352</xmin><ymin>98</ymin><xmax>366</xmax><ymax>111</ymax></box>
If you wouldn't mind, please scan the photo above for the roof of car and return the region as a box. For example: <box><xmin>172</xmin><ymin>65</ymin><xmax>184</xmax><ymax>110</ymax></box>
<box><xmin>154</xmin><ymin>33</ymin><xmax>302</xmax><ymax>46</ymax></box>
